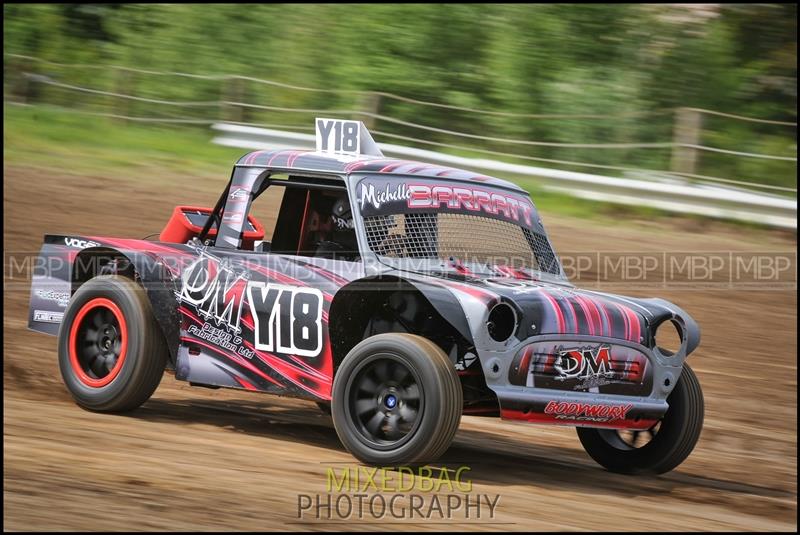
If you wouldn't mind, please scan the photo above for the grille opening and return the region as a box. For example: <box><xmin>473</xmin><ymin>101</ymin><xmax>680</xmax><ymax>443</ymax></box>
<box><xmin>363</xmin><ymin>212</ymin><xmax>561</xmax><ymax>275</ymax></box>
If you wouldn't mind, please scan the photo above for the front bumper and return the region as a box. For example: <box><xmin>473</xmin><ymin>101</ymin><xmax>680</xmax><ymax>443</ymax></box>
<box><xmin>494</xmin><ymin>387</ymin><xmax>668</xmax><ymax>429</ymax></box>
<box><xmin>478</xmin><ymin>334</ymin><xmax>685</xmax><ymax>429</ymax></box>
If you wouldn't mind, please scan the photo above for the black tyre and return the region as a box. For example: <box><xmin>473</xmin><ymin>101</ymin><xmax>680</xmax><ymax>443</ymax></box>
<box><xmin>331</xmin><ymin>333</ymin><xmax>462</xmax><ymax>465</ymax></box>
<box><xmin>577</xmin><ymin>363</ymin><xmax>704</xmax><ymax>475</ymax></box>
<box><xmin>57</xmin><ymin>275</ymin><xmax>168</xmax><ymax>412</ymax></box>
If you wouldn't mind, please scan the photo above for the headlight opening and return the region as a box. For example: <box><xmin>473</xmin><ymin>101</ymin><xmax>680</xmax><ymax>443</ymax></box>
<box><xmin>487</xmin><ymin>302</ymin><xmax>517</xmax><ymax>343</ymax></box>
<box><xmin>655</xmin><ymin>318</ymin><xmax>685</xmax><ymax>356</ymax></box>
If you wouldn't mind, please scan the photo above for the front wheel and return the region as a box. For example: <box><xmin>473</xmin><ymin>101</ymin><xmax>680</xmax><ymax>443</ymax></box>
<box><xmin>331</xmin><ymin>333</ymin><xmax>462</xmax><ymax>465</ymax></box>
<box><xmin>58</xmin><ymin>275</ymin><xmax>168</xmax><ymax>412</ymax></box>
<box><xmin>577</xmin><ymin>363</ymin><xmax>704</xmax><ymax>475</ymax></box>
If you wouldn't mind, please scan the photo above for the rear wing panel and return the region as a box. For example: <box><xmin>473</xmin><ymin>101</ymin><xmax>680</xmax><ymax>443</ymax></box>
<box><xmin>28</xmin><ymin>236</ymin><xmax>78</xmax><ymax>335</ymax></box>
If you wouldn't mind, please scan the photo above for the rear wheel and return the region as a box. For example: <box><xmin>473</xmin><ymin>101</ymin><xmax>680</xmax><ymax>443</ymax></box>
<box><xmin>331</xmin><ymin>333</ymin><xmax>462</xmax><ymax>465</ymax></box>
<box><xmin>577</xmin><ymin>364</ymin><xmax>704</xmax><ymax>474</ymax></box>
<box><xmin>58</xmin><ymin>275</ymin><xmax>168</xmax><ymax>412</ymax></box>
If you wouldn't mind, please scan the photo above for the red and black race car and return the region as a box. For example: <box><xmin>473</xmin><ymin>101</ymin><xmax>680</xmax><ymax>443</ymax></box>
<box><xmin>29</xmin><ymin>118</ymin><xmax>703</xmax><ymax>473</ymax></box>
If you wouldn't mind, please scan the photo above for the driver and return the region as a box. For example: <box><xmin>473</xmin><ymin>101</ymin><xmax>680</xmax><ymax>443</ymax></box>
<box><xmin>314</xmin><ymin>195</ymin><xmax>359</xmax><ymax>260</ymax></box>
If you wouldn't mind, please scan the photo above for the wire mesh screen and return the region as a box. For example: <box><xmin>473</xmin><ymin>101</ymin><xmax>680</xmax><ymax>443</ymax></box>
<box><xmin>363</xmin><ymin>212</ymin><xmax>561</xmax><ymax>274</ymax></box>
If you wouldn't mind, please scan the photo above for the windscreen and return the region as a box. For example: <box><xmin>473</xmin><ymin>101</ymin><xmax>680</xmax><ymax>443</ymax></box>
<box><xmin>355</xmin><ymin>176</ymin><xmax>563</xmax><ymax>277</ymax></box>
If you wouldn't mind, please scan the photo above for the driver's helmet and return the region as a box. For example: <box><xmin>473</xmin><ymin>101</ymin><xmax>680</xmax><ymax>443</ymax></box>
<box><xmin>316</xmin><ymin>195</ymin><xmax>358</xmax><ymax>258</ymax></box>
<box><xmin>330</xmin><ymin>197</ymin><xmax>354</xmax><ymax>235</ymax></box>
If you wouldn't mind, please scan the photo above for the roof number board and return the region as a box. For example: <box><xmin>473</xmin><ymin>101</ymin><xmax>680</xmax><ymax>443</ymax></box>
<box><xmin>316</xmin><ymin>118</ymin><xmax>359</xmax><ymax>155</ymax></box>
<box><xmin>315</xmin><ymin>117</ymin><xmax>384</xmax><ymax>158</ymax></box>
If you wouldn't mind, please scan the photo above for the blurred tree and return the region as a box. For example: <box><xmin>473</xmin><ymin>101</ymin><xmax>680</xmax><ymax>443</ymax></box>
<box><xmin>3</xmin><ymin>3</ymin><xmax>796</xmax><ymax>187</ymax></box>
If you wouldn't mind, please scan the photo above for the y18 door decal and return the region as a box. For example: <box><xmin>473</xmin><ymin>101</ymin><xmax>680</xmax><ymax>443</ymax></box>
<box><xmin>247</xmin><ymin>283</ymin><xmax>323</xmax><ymax>358</ymax></box>
<box><xmin>178</xmin><ymin>251</ymin><xmax>324</xmax><ymax>359</ymax></box>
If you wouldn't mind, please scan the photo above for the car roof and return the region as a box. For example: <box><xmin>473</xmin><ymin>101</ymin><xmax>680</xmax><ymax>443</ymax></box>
<box><xmin>236</xmin><ymin>149</ymin><xmax>526</xmax><ymax>193</ymax></box>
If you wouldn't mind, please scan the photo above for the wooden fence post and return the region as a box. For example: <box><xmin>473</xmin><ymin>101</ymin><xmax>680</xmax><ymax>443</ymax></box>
<box><xmin>6</xmin><ymin>56</ymin><xmax>31</xmax><ymax>104</ymax></box>
<box><xmin>359</xmin><ymin>92</ymin><xmax>381</xmax><ymax>130</ymax></box>
<box><xmin>221</xmin><ymin>77</ymin><xmax>244</xmax><ymax>123</ymax></box>
<box><xmin>113</xmin><ymin>68</ymin><xmax>134</xmax><ymax>123</ymax></box>
<box><xmin>670</xmin><ymin>107</ymin><xmax>702</xmax><ymax>176</ymax></box>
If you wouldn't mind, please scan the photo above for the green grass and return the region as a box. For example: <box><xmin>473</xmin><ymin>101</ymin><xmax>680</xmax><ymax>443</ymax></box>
<box><xmin>2</xmin><ymin>104</ymin><xmax>785</xmax><ymax>231</ymax></box>
<box><xmin>3</xmin><ymin>104</ymin><xmax>245</xmax><ymax>179</ymax></box>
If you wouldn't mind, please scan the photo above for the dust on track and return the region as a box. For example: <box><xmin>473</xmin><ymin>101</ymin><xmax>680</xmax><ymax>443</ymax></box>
<box><xmin>3</xmin><ymin>165</ymin><xmax>797</xmax><ymax>531</ymax></box>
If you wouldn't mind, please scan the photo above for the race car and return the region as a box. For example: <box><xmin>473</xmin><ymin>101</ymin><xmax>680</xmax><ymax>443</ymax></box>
<box><xmin>28</xmin><ymin>118</ymin><xmax>703</xmax><ymax>473</ymax></box>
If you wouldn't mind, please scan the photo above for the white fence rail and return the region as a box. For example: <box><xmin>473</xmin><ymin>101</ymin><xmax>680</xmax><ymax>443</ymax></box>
<box><xmin>212</xmin><ymin>123</ymin><xmax>796</xmax><ymax>229</ymax></box>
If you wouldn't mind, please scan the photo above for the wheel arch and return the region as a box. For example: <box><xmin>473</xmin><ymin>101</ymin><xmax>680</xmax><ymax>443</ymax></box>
<box><xmin>328</xmin><ymin>275</ymin><xmax>475</xmax><ymax>375</ymax></box>
<box><xmin>72</xmin><ymin>246</ymin><xmax>180</xmax><ymax>366</ymax></box>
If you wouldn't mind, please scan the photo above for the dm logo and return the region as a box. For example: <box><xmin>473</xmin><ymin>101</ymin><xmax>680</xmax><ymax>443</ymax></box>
<box><xmin>553</xmin><ymin>345</ymin><xmax>614</xmax><ymax>382</ymax></box>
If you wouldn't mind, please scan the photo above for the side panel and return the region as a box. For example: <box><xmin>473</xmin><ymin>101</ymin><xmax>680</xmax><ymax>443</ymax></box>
<box><xmin>173</xmin><ymin>246</ymin><xmax>364</xmax><ymax>401</ymax></box>
<box><xmin>29</xmin><ymin>234</ymin><xmax>366</xmax><ymax>402</ymax></box>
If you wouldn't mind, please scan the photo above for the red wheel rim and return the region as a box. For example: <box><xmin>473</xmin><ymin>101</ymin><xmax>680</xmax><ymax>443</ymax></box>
<box><xmin>68</xmin><ymin>297</ymin><xmax>128</xmax><ymax>387</ymax></box>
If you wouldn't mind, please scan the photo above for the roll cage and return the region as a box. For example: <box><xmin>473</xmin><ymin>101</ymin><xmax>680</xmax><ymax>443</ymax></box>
<box><xmin>198</xmin><ymin>166</ymin><xmax>348</xmax><ymax>248</ymax></box>
<box><xmin>196</xmin><ymin>161</ymin><xmax>566</xmax><ymax>285</ymax></box>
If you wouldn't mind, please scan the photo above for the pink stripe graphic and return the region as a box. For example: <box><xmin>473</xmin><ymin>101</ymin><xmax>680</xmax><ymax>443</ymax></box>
<box><xmin>573</xmin><ymin>295</ymin><xmax>595</xmax><ymax>336</ymax></box>
<box><xmin>540</xmin><ymin>291</ymin><xmax>565</xmax><ymax>333</ymax></box>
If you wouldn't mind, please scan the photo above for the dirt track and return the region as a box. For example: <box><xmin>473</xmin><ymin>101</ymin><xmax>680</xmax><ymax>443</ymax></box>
<box><xmin>3</xmin><ymin>165</ymin><xmax>797</xmax><ymax>531</ymax></box>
